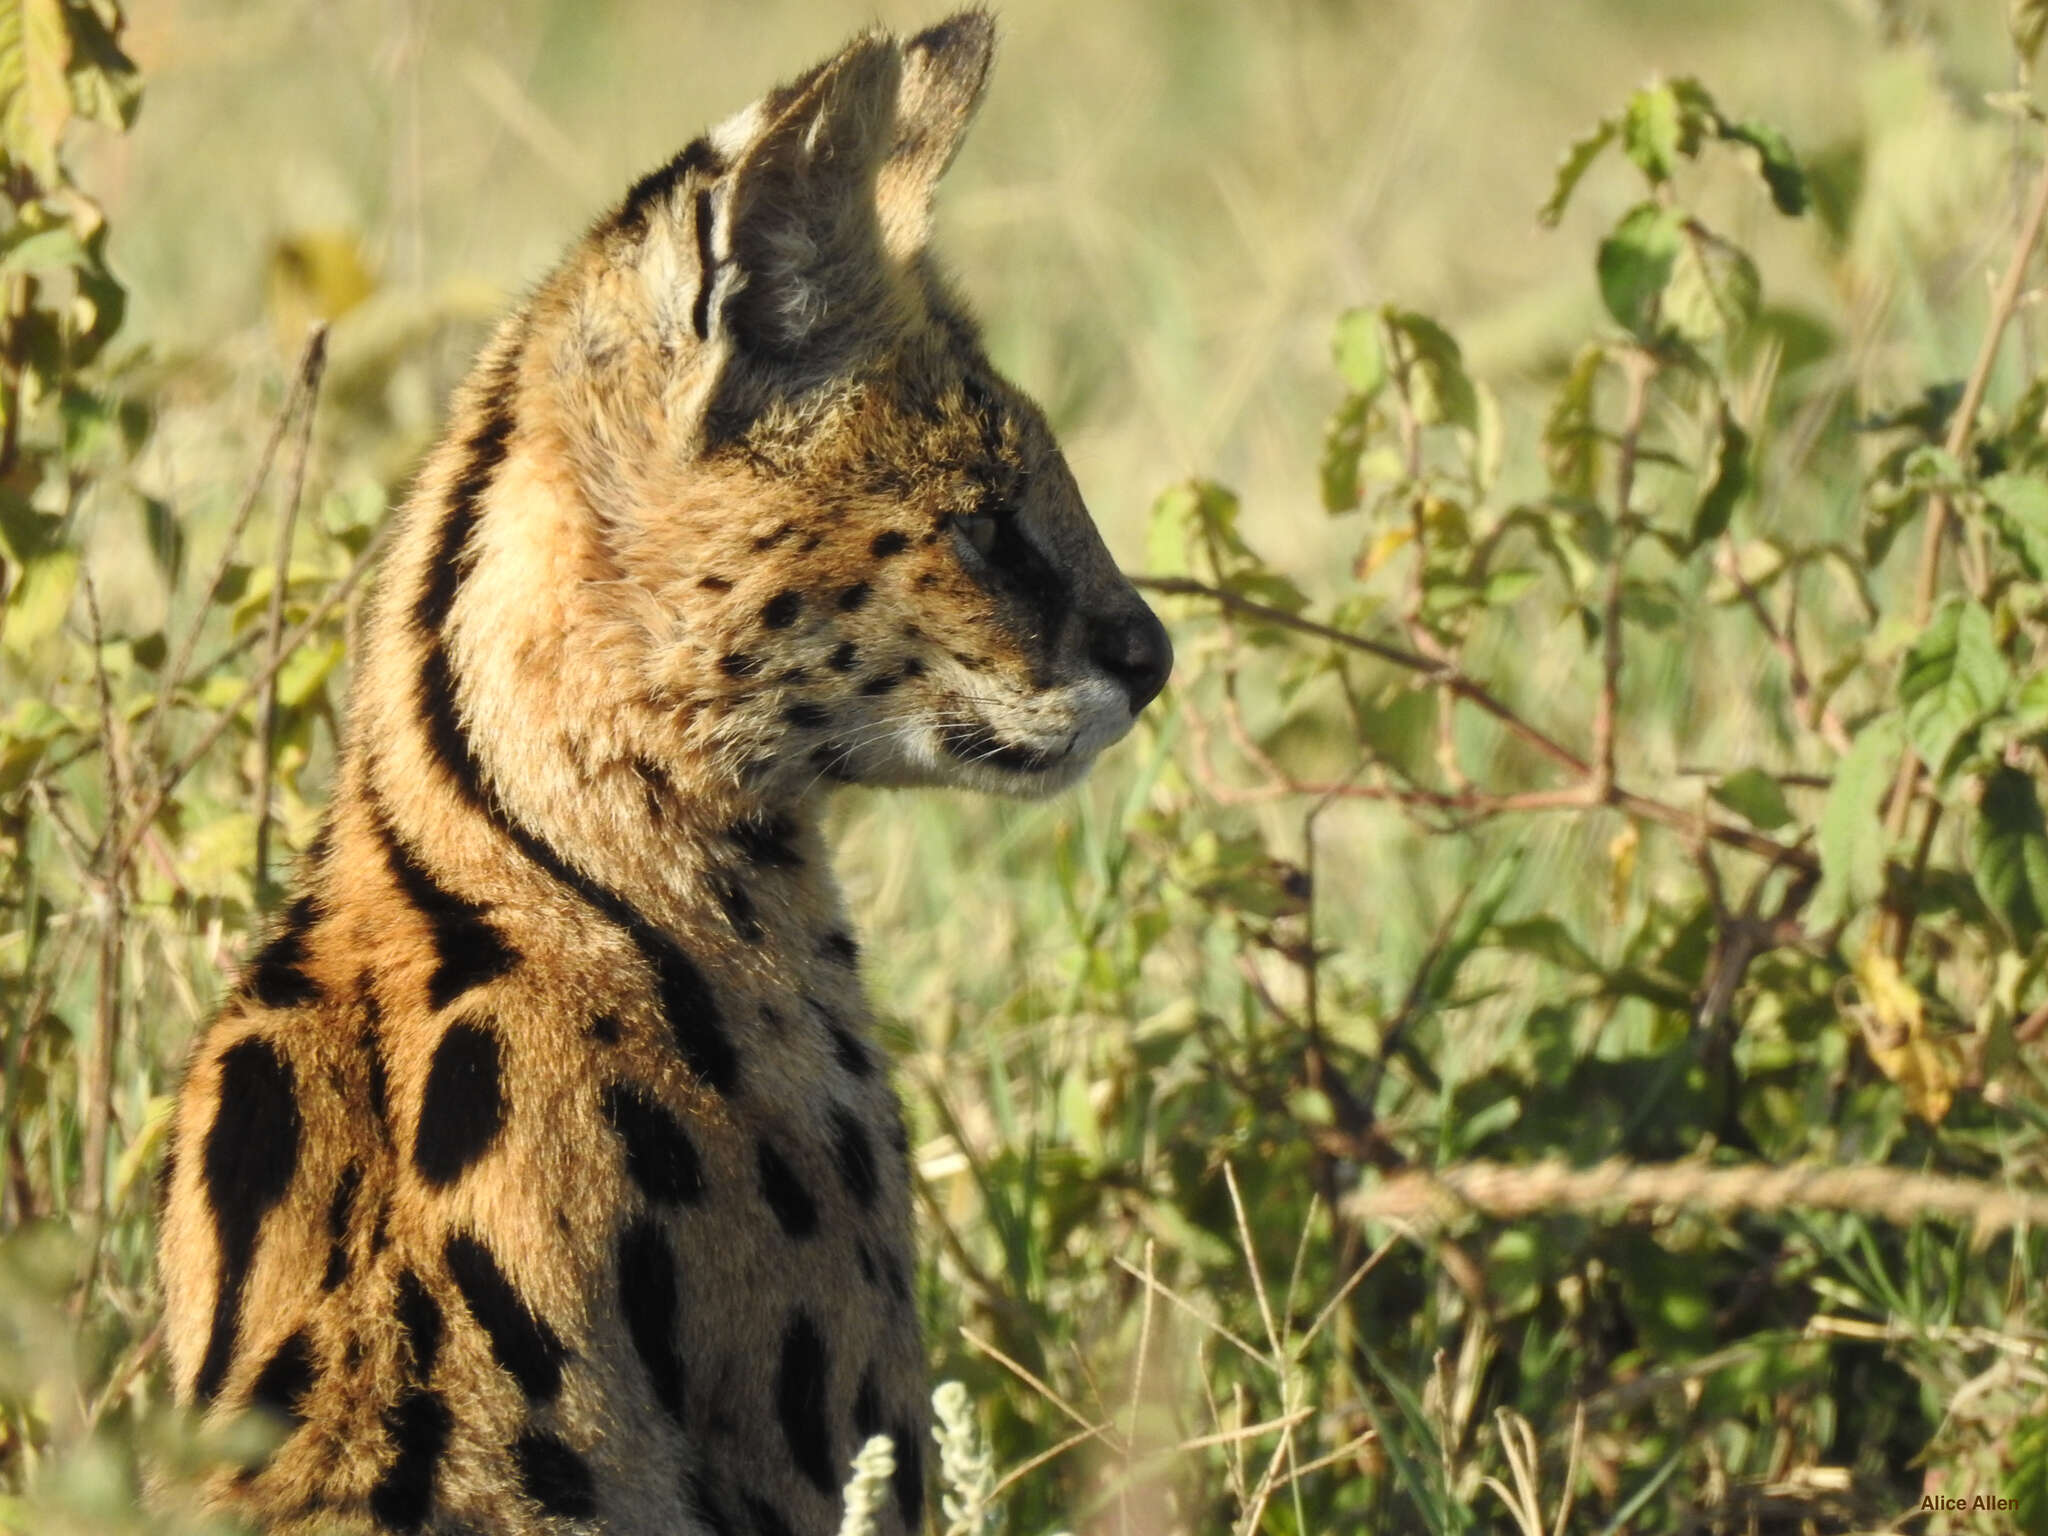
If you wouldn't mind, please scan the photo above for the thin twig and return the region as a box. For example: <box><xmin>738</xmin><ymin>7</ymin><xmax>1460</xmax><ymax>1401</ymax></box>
<box><xmin>135</xmin><ymin>326</ymin><xmax>329</xmax><ymax>778</ymax></box>
<box><xmin>78</xmin><ymin>574</ymin><xmax>122</xmax><ymax>1238</ymax></box>
<box><xmin>252</xmin><ymin>327</ymin><xmax>329</xmax><ymax>900</ymax></box>
<box><xmin>1592</xmin><ymin>347</ymin><xmax>1657</xmax><ymax>802</ymax></box>
<box><xmin>110</xmin><ymin>515</ymin><xmax>394</xmax><ymax>879</ymax></box>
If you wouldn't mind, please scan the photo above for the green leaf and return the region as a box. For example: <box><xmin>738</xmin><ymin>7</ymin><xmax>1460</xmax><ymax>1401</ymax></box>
<box><xmin>1711</xmin><ymin>767</ymin><xmax>1794</xmax><ymax>832</ymax></box>
<box><xmin>1538</xmin><ymin>115</ymin><xmax>1617</xmax><ymax>226</ymax></box>
<box><xmin>1664</xmin><ymin>220</ymin><xmax>1761</xmax><ymax>344</ymax></box>
<box><xmin>1488</xmin><ymin>915</ymin><xmax>1597</xmax><ymax>973</ymax></box>
<box><xmin>1384</xmin><ymin>309</ymin><xmax>1476</xmax><ymax>430</ymax></box>
<box><xmin>1419</xmin><ymin>850</ymin><xmax>1526</xmax><ymax>1007</ymax></box>
<box><xmin>1543</xmin><ymin>343</ymin><xmax>1606</xmax><ymax>498</ymax></box>
<box><xmin>1597</xmin><ymin>202</ymin><xmax>1682</xmax><ymax>339</ymax></box>
<box><xmin>1811</xmin><ymin>712</ymin><xmax>1905</xmax><ymax>927</ymax></box>
<box><xmin>2006</xmin><ymin>1407</ymin><xmax>2048</xmax><ymax>1531</ymax></box>
<box><xmin>1688</xmin><ymin>407</ymin><xmax>1750</xmax><ymax>549</ymax></box>
<box><xmin>1719</xmin><ymin>119</ymin><xmax>1808</xmax><ymax>215</ymax></box>
<box><xmin>1</xmin><ymin>545</ymin><xmax>75</xmax><ymax>655</ymax></box>
<box><xmin>1621</xmin><ymin>81</ymin><xmax>1688</xmax><ymax>184</ymax></box>
<box><xmin>1973</xmin><ymin>766</ymin><xmax>2048</xmax><ymax>944</ymax></box>
<box><xmin>1481</xmin><ymin>567</ymin><xmax>1538</xmax><ymax>606</ymax></box>
<box><xmin>63</xmin><ymin>0</ymin><xmax>138</xmax><ymax>131</ymax></box>
<box><xmin>2013</xmin><ymin>669</ymin><xmax>2048</xmax><ymax>729</ymax></box>
<box><xmin>1320</xmin><ymin>392</ymin><xmax>1370</xmax><ymax>513</ymax></box>
<box><xmin>1982</xmin><ymin>470</ymin><xmax>2048</xmax><ymax>577</ymax></box>
<box><xmin>1331</xmin><ymin>306</ymin><xmax>1386</xmax><ymax>396</ymax></box>
<box><xmin>0</xmin><ymin>0</ymin><xmax>75</xmax><ymax>187</ymax></box>
<box><xmin>0</xmin><ymin>222</ymin><xmax>81</xmax><ymax>276</ymax></box>
<box><xmin>1898</xmin><ymin>599</ymin><xmax>2009</xmax><ymax>782</ymax></box>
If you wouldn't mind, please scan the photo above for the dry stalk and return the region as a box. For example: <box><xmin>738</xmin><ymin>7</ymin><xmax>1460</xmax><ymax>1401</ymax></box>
<box><xmin>1347</xmin><ymin>1157</ymin><xmax>2048</xmax><ymax>1237</ymax></box>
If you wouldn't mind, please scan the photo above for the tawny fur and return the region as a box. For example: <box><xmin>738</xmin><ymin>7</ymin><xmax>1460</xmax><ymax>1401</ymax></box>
<box><xmin>156</xmin><ymin>13</ymin><xmax>1169</xmax><ymax>1535</ymax></box>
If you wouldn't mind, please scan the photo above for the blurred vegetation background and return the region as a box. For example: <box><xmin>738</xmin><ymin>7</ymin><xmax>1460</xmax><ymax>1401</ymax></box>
<box><xmin>7</xmin><ymin>0</ymin><xmax>2048</xmax><ymax>1532</ymax></box>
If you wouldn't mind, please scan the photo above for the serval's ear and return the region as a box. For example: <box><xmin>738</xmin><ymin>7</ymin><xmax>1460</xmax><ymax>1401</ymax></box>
<box><xmin>715</xmin><ymin>33</ymin><xmax>903</xmax><ymax>368</ymax></box>
<box><xmin>878</xmin><ymin>10</ymin><xmax>997</xmax><ymax>260</ymax></box>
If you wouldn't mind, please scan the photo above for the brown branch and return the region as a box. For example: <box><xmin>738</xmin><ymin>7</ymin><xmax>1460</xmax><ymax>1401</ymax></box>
<box><xmin>1134</xmin><ymin>576</ymin><xmax>1588</xmax><ymax>779</ymax></box>
<box><xmin>1718</xmin><ymin>539</ymin><xmax>1851</xmax><ymax>755</ymax></box>
<box><xmin>1140</xmin><ymin>574</ymin><xmax>1815</xmax><ymax>871</ymax></box>
<box><xmin>252</xmin><ymin>327</ymin><xmax>328</xmax><ymax>900</ymax></box>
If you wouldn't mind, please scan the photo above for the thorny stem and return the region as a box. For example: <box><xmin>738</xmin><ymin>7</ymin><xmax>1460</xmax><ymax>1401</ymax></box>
<box><xmin>1880</xmin><ymin>150</ymin><xmax>2048</xmax><ymax>949</ymax></box>
<box><xmin>252</xmin><ymin>328</ymin><xmax>328</xmax><ymax>901</ymax></box>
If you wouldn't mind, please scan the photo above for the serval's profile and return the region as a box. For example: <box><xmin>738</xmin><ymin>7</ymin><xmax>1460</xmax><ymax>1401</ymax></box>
<box><xmin>157</xmin><ymin>12</ymin><xmax>1170</xmax><ymax>1533</ymax></box>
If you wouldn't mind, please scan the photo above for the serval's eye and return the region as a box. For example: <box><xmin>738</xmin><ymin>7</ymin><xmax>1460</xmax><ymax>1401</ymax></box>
<box><xmin>953</xmin><ymin>512</ymin><xmax>1000</xmax><ymax>562</ymax></box>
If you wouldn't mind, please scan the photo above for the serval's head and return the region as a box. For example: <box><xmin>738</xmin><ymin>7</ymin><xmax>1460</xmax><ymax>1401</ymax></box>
<box><xmin>528</xmin><ymin>10</ymin><xmax>1170</xmax><ymax>801</ymax></box>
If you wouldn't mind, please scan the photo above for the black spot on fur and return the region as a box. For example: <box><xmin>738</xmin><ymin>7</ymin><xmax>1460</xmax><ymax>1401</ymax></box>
<box><xmin>901</xmin><ymin>656</ymin><xmax>926</xmax><ymax>679</ymax></box>
<box><xmin>513</xmin><ymin>1430</ymin><xmax>597</xmax><ymax>1520</ymax></box>
<box><xmin>721</xmin><ymin>651</ymin><xmax>762</xmax><ymax>679</ymax></box>
<box><xmin>698</xmin><ymin>574</ymin><xmax>733</xmax><ymax>593</ymax></box>
<box><xmin>821</xmin><ymin>930</ymin><xmax>860</xmax><ymax>968</ymax></box>
<box><xmin>752</xmin><ymin>521</ymin><xmax>794</xmax><ymax>551</ymax></box>
<box><xmin>745</xmin><ymin>1496</ymin><xmax>800</xmax><ymax>1536</ymax></box>
<box><xmin>818</xmin><ymin>1004</ymin><xmax>874</xmax><ymax>1079</ymax></box>
<box><xmin>248</xmin><ymin>1330</ymin><xmax>316</xmax><ymax>1426</ymax></box>
<box><xmin>686</xmin><ymin>1473</ymin><xmax>743</xmax><ymax>1536</ymax></box>
<box><xmin>870</xmin><ymin>530</ymin><xmax>910</xmax><ymax>559</ymax></box>
<box><xmin>829</xmin><ymin>642</ymin><xmax>859</xmax><ymax>672</ymax></box>
<box><xmin>618</xmin><ymin>1219</ymin><xmax>686</xmax><ymax>1424</ymax></box>
<box><xmin>648</xmin><ymin>939</ymin><xmax>737</xmax><ymax>1094</ymax></box>
<box><xmin>776</xmin><ymin>1311</ymin><xmax>836</xmax><ymax>1494</ymax></box>
<box><xmin>617</xmin><ymin>135</ymin><xmax>719</xmax><ymax>233</ymax></box>
<box><xmin>859</xmin><ymin>671</ymin><xmax>901</xmax><ymax>696</ymax></box>
<box><xmin>782</xmin><ymin>702</ymin><xmax>830</xmax><ymax>730</ymax></box>
<box><xmin>369</xmin><ymin>1388</ymin><xmax>451</xmax><ymax>1532</ymax></box>
<box><xmin>756</xmin><ymin>1141</ymin><xmax>818</xmax><ymax>1239</ymax></box>
<box><xmin>395</xmin><ymin>1269</ymin><xmax>443</xmax><ymax>1381</ymax></box>
<box><xmin>415</xmin><ymin>383</ymin><xmax>516</xmax><ymax>638</ymax></box>
<box><xmin>444</xmin><ymin>1231</ymin><xmax>567</xmax><ymax>1402</ymax></box>
<box><xmin>373</xmin><ymin>802</ymin><xmax>518</xmax><ymax>1011</ymax></box>
<box><xmin>691</xmin><ymin>185</ymin><xmax>719</xmax><ymax>339</ymax></box>
<box><xmin>761</xmin><ymin>590</ymin><xmax>803</xmax><ymax>629</ymax></box>
<box><xmin>602</xmin><ymin>1085</ymin><xmax>705</xmax><ymax>1204</ymax></box>
<box><xmin>370</xmin><ymin>1199</ymin><xmax>390</xmax><ymax>1256</ymax></box>
<box><xmin>244</xmin><ymin>894</ymin><xmax>321</xmax><ymax>1009</ymax></box>
<box><xmin>412</xmin><ymin>1018</ymin><xmax>505</xmax><ymax>1187</ymax></box>
<box><xmin>810</xmin><ymin>744</ymin><xmax>858</xmax><ymax>782</ymax></box>
<box><xmin>713</xmin><ymin>874</ymin><xmax>763</xmax><ymax>943</ymax></box>
<box><xmin>854</xmin><ymin>1366</ymin><xmax>882</xmax><ymax>1439</ymax></box>
<box><xmin>588</xmin><ymin>1012</ymin><xmax>622</xmax><ymax>1045</ymax></box>
<box><xmin>321</xmin><ymin>1163</ymin><xmax>361</xmax><ymax>1291</ymax></box>
<box><xmin>195</xmin><ymin>1037</ymin><xmax>302</xmax><ymax>1404</ymax></box>
<box><xmin>830</xmin><ymin>1108</ymin><xmax>879</xmax><ymax>1209</ymax></box>
<box><xmin>892</xmin><ymin>1417</ymin><xmax>925</xmax><ymax>1528</ymax></box>
<box><xmin>360</xmin><ymin>989</ymin><xmax>389</xmax><ymax>1129</ymax></box>
<box><xmin>916</xmin><ymin>571</ymin><xmax>940</xmax><ymax>590</ymax></box>
<box><xmin>416</xmin><ymin>643</ymin><xmax>491</xmax><ymax>811</ymax></box>
<box><xmin>837</xmin><ymin>582</ymin><xmax>871</xmax><ymax>612</ymax></box>
<box><xmin>728</xmin><ymin>812</ymin><xmax>802</xmax><ymax>869</ymax></box>
<box><xmin>883</xmin><ymin>1249</ymin><xmax>913</xmax><ymax>1306</ymax></box>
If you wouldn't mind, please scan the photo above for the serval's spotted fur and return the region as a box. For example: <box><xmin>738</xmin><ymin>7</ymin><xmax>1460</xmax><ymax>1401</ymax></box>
<box><xmin>156</xmin><ymin>12</ymin><xmax>1169</xmax><ymax>1536</ymax></box>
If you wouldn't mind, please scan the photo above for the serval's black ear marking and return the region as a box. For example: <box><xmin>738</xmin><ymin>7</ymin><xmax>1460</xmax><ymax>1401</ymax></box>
<box><xmin>879</xmin><ymin>9</ymin><xmax>997</xmax><ymax>260</ymax></box>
